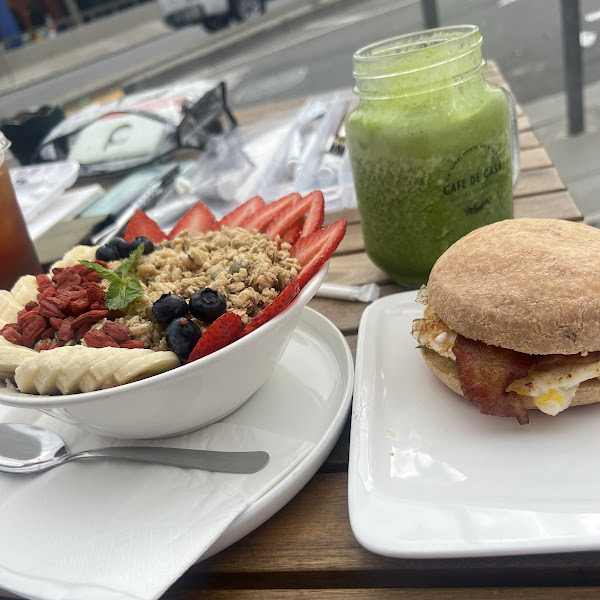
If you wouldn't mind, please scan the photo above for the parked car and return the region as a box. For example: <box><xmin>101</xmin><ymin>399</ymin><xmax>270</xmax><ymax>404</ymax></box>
<box><xmin>158</xmin><ymin>0</ymin><xmax>265</xmax><ymax>32</ymax></box>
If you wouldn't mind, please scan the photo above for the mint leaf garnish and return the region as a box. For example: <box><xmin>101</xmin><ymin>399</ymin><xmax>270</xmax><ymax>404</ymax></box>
<box><xmin>105</xmin><ymin>278</ymin><xmax>144</xmax><ymax>311</ymax></box>
<box><xmin>80</xmin><ymin>260</ymin><xmax>121</xmax><ymax>285</ymax></box>
<box><xmin>80</xmin><ymin>246</ymin><xmax>145</xmax><ymax>310</ymax></box>
<box><xmin>115</xmin><ymin>244</ymin><xmax>144</xmax><ymax>278</ymax></box>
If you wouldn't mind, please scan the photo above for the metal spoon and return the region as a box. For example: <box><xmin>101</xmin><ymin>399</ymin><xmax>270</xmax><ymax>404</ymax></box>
<box><xmin>0</xmin><ymin>423</ymin><xmax>269</xmax><ymax>474</ymax></box>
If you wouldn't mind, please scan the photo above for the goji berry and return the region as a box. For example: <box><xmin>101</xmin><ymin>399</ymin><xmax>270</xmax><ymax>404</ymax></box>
<box><xmin>18</xmin><ymin>309</ymin><xmax>40</xmax><ymax>328</ymax></box>
<box><xmin>2</xmin><ymin>328</ymin><xmax>23</xmax><ymax>345</ymax></box>
<box><xmin>39</xmin><ymin>326</ymin><xmax>57</xmax><ymax>339</ymax></box>
<box><xmin>72</xmin><ymin>263</ymin><xmax>91</xmax><ymax>277</ymax></box>
<box><xmin>120</xmin><ymin>339</ymin><xmax>144</xmax><ymax>349</ymax></box>
<box><xmin>74</xmin><ymin>322</ymin><xmax>95</xmax><ymax>342</ymax></box>
<box><xmin>102</xmin><ymin>321</ymin><xmax>131</xmax><ymax>343</ymax></box>
<box><xmin>38</xmin><ymin>299</ymin><xmax>66</xmax><ymax>319</ymax></box>
<box><xmin>83</xmin><ymin>329</ymin><xmax>120</xmax><ymax>348</ymax></box>
<box><xmin>37</xmin><ymin>286</ymin><xmax>56</xmax><ymax>301</ymax></box>
<box><xmin>49</xmin><ymin>317</ymin><xmax>63</xmax><ymax>330</ymax></box>
<box><xmin>37</xmin><ymin>343</ymin><xmax>52</xmax><ymax>352</ymax></box>
<box><xmin>90</xmin><ymin>301</ymin><xmax>106</xmax><ymax>311</ymax></box>
<box><xmin>70</xmin><ymin>297</ymin><xmax>91</xmax><ymax>316</ymax></box>
<box><xmin>55</xmin><ymin>271</ymin><xmax>81</xmax><ymax>289</ymax></box>
<box><xmin>35</xmin><ymin>274</ymin><xmax>53</xmax><ymax>289</ymax></box>
<box><xmin>95</xmin><ymin>260</ymin><xmax>108</xmax><ymax>268</ymax></box>
<box><xmin>24</xmin><ymin>301</ymin><xmax>38</xmax><ymax>312</ymax></box>
<box><xmin>21</xmin><ymin>314</ymin><xmax>47</xmax><ymax>347</ymax></box>
<box><xmin>71</xmin><ymin>309</ymin><xmax>109</xmax><ymax>329</ymax></box>
<box><xmin>85</xmin><ymin>283</ymin><xmax>105</xmax><ymax>303</ymax></box>
<box><xmin>84</xmin><ymin>271</ymin><xmax>103</xmax><ymax>283</ymax></box>
<box><xmin>59</xmin><ymin>317</ymin><xmax>75</xmax><ymax>341</ymax></box>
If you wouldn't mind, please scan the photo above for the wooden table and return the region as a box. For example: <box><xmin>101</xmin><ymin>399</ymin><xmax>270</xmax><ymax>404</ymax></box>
<box><xmin>27</xmin><ymin>61</ymin><xmax>592</xmax><ymax>599</ymax></box>
<box><xmin>152</xmin><ymin>64</ymin><xmax>598</xmax><ymax>599</ymax></box>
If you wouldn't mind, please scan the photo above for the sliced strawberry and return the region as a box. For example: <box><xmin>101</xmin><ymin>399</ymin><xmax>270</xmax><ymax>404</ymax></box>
<box><xmin>240</xmin><ymin>193</ymin><xmax>300</xmax><ymax>232</ymax></box>
<box><xmin>123</xmin><ymin>211</ymin><xmax>167</xmax><ymax>243</ymax></box>
<box><xmin>243</xmin><ymin>218</ymin><xmax>347</xmax><ymax>336</ymax></box>
<box><xmin>187</xmin><ymin>312</ymin><xmax>244</xmax><ymax>363</ymax></box>
<box><xmin>281</xmin><ymin>217</ymin><xmax>304</xmax><ymax>246</ymax></box>
<box><xmin>168</xmin><ymin>201</ymin><xmax>218</xmax><ymax>240</ymax></box>
<box><xmin>241</xmin><ymin>279</ymin><xmax>301</xmax><ymax>337</ymax></box>
<box><xmin>264</xmin><ymin>194</ymin><xmax>313</xmax><ymax>240</ymax></box>
<box><xmin>300</xmin><ymin>190</ymin><xmax>325</xmax><ymax>237</ymax></box>
<box><xmin>218</xmin><ymin>196</ymin><xmax>265</xmax><ymax>229</ymax></box>
<box><xmin>290</xmin><ymin>218</ymin><xmax>347</xmax><ymax>267</ymax></box>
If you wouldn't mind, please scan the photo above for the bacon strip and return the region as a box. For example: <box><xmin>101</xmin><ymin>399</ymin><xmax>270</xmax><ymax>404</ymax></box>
<box><xmin>453</xmin><ymin>335</ymin><xmax>536</xmax><ymax>425</ymax></box>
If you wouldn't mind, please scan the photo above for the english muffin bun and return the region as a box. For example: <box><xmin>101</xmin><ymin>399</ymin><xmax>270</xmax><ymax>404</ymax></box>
<box><xmin>427</xmin><ymin>218</ymin><xmax>600</xmax><ymax>355</ymax></box>
<box><xmin>421</xmin><ymin>347</ymin><xmax>600</xmax><ymax>410</ymax></box>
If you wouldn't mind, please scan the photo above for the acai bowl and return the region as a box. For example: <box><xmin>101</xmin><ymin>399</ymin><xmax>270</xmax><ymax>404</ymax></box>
<box><xmin>0</xmin><ymin>192</ymin><xmax>346</xmax><ymax>438</ymax></box>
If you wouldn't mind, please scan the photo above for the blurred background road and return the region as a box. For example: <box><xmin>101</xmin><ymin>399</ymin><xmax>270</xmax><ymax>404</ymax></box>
<box><xmin>1</xmin><ymin>0</ymin><xmax>599</xmax><ymax>217</ymax></box>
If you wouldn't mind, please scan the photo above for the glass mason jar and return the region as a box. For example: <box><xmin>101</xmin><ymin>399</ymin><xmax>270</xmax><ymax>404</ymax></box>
<box><xmin>0</xmin><ymin>133</ymin><xmax>42</xmax><ymax>290</ymax></box>
<box><xmin>346</xmin><ymin>25</ymin><xmax>520</xmax><ymax>288</ymax></box>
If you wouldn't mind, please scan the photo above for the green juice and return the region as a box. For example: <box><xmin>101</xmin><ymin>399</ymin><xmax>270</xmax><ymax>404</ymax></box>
<box><xmin>346</xmin><ymin>27</ymin><xmax>515</xmax><ymax>288</ymax></box>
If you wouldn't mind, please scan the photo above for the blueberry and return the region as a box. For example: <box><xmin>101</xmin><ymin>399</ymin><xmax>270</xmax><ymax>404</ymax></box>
<box><xmin>189</xmin><ymin>288</ymin><xmax>226</xmax><ymax>322</ymax></box>
<box><xmin>130</xmin><ymin>236</ymin><xmax>155</xmax><ymax>255</ymax></box>
<box><xmin>107</xmin><ymin>237</ymin><xmax>133</xmax><ymax>258</ymax></box>
<box><xmin>152</xmin><ymin>293</ymin><xmax>188</xmax><ymax>326</ymax></box>
<box><xmin>96</xmin><ymin>244</ymin><xmax>120</xmax><ymax>262</ymax></box>
<box><xmin>165</xmin><ymin>318</ymin><xmax>201</xmax><ymax>359</ymax></box>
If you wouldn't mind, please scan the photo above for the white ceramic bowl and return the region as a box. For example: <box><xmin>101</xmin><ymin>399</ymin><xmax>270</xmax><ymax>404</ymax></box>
<box><xmin>0</xmin><ymin>264</ymin><xmax>328</xmax><ymax>439</ymax></box>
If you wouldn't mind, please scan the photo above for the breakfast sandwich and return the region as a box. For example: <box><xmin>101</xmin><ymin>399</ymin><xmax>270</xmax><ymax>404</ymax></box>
<box><xmin>412</xmin><ymin>218</ymin><xmax>600</xmax><ymax>425</ymax></box>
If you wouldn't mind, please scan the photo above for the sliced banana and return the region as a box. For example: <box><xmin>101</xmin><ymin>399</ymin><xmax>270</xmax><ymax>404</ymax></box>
<box><xmin>14</xmin><ymin>344</ymin><xmax>180</xmax><ymax>395</ymax></box>
<box><xmin>0</xmin><ymin>290</ymin><xmax>24</xmax><ymax>324</ymax></box>
<box><xmin>79</xmin><ymin>347</ymin><xmax>131</xmax><ymax>393</ymax></box>
<box><xmin>14</xmin><ymin>354</ymin><xmax>44</xmax><ymax>394</ymax></box>
<box><xmin>113</xmin><ymin>351</ymin><xmax>180</xmax><ymax>385</ymax></box>
<box><xmin>11</xmin><ymin>275</ymin><xmax>38</xmax><ymax>306</ymax></box>
<box><xmin>33</xmin><ymin>350</ymin><xmax>67</xmax><ymax>395</ymax></box>
<box><xmin>50</xmin><ymin>245</ymin><xmax>98</xmax><ymax>271</ymax></box>
<box><xmin>0</xmin><ymin>346</ymin><xmax>36</xmax><ymax>379</ymax></box>
<box><xmin>55</xmin><ymin>346</ymin><xmax>97</xmax><ymax>395</ymax></box>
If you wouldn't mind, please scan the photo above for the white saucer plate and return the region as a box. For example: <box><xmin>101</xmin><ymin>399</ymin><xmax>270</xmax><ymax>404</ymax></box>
<box><xmin>349</xmin><ymin>291</ymin><xmax>600</xmax><ymax>558</ymax></box>
<box><xmin>202</xmin><ymin>306</ymin><xmax>354</xmax><ymax>559</ymax></box>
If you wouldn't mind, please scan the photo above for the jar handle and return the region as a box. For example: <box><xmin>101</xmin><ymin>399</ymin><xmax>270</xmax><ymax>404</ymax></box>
<box><xmin>502</xmin><ymin>88</ymin><xmax>521</xmax><ymax>190</ymax></box>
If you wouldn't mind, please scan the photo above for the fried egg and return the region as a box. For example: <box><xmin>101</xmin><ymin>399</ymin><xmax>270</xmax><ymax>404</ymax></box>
<box><xmin>411</xmin><ymin>307</ymin><xmax>457</xmax><ymax>359</ymax></box>
<box><xmin>413</xmin><ymin>305</ymin><xmax>600</xmax><ymax>417</ymax></box>
<box><xmin>507</xmin><ymin>362</ymin><xmax>600</xmax><ymax>416</ymax></box>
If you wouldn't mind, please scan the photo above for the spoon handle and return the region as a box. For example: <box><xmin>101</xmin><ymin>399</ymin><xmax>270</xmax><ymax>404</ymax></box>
<box><xmin>73</xmin><ymin>447</ymin><xmax>270</xmax><ymax>474</ymax></box>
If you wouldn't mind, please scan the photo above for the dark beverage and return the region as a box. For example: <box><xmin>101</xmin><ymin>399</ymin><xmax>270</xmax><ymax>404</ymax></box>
<box><xmin>0</xmin><ymin>157</ymin><xmax>42</xmax><ymax>290</ymax></box>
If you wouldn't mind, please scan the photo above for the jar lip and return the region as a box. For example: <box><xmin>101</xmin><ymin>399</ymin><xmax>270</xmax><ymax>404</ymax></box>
<box><xmin>353</xmin><ymin>25</ymin><xmax>482</xmax><ymax>63</ymax></box>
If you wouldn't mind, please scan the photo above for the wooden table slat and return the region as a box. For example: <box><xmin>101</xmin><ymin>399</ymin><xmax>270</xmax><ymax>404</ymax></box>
<box><xmin>173</xmin><ymin>589</ymin><xmax>600</xmax><ymax>600</ymax></box>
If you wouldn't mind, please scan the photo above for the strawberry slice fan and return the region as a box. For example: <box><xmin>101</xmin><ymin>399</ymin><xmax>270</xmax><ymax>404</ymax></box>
<box><xmin>122</xmin><ymin>191</ymin><xmax>346</xmax><ymax>361</ymax></box>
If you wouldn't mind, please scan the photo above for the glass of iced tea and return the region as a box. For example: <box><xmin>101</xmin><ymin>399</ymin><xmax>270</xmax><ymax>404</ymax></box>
<box><xmin>0</xmin><ymin>133</ymin><xmax>42</xmax><ymax>290</ymax></box>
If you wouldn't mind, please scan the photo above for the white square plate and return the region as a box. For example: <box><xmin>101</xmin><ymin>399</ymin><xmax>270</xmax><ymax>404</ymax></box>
<box><xmin>348</xmin><ymin>291</ymin><xmax>600</xmax><ymax>558</ymax></box>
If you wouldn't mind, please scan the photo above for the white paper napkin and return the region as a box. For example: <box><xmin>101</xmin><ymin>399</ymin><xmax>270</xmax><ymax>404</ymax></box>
<box><xmin>0</xmin><ymin>405</ymin><xmax>314</xmax><ymax>600</ymax></box>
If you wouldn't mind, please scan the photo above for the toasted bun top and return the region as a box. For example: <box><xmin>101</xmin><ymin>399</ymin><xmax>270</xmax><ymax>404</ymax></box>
<box><xmin>427</xmin><ymin>218</ymin><xmax>600</xmax><ymax>355</ymax></box>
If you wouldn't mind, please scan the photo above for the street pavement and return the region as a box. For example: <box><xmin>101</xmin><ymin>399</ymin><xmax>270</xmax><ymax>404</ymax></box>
<box><xmin>2</xmin><ymin>1</ymin><xmax>599</xmax><ymax>221</ymax></box>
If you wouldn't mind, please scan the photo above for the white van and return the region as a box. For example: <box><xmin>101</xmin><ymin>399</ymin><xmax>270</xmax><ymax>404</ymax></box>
<box><xmin>158</xmin><ymin>0</ymin><xmax>265</xmax><ymax>32</ymax></box>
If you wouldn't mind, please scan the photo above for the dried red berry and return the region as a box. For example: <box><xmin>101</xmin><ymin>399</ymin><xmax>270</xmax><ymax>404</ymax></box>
<box><xmin>85</xmin><ymin>283</ymin><xmax>106</xmax><ymax>303</ymax></box>
<box><xmin>38</xmin><ymin>299</ymin><xmax>66</xmax><ymax>319</ymax></box>
<box><xmin>58</xmin><ymin>317</ymin><xmax>75</xmax><ymax>341</ymax></box>
<box><xmin>101</xmin><ymin>321</ymin><xmax>132</xmax><ymax>343</ymax></box>
<box><xmin>2</xmin><ymin>328</ymin><xmax>24</xmax><ymax>345</ymax></box>
<box><xmin>83</xmin><ymin>329</ymin><xmax>121</xmax><ymax>348</ymax></box>
<box><xmin>21</xmin><ymin>314</ymin><xmax>47</xmax><ymax>347</ymax></box>
<box><xmin>70</xmin><ymin>298</ymin><xmax>91</xmax><ymax>316</ymax></box>
<box><xmin>120</xmin><ymin>339</ymin><xmax>144</xmax><ymax>349</ymax></box>
<box><xmin>35</xmin><ymin>274</ymin><xmax>53</xmax><ymax>289</ymax></box>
